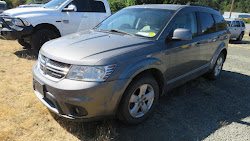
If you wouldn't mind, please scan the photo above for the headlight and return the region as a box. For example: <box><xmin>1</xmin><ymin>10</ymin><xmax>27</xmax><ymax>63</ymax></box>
<box><xmin>3</xmin><ymin>18</ymin><xmax>30</xmax><ymax>26</ymax></box>
<box><xmin>66</xmin><ymin>65</ymin><xmax>117</xmax><ymax>82</ymax></box>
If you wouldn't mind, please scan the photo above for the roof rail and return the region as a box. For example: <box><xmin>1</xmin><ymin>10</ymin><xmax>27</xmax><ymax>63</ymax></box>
<box><xmin>186</xmin><ymin>2</ymin><xmax>219</xmax><ymax>11</ymax></box>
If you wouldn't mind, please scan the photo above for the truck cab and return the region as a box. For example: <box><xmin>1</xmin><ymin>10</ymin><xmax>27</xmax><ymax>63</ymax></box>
<box><xmin>0</xmin><ymin>0</ymin><xmax>111</xmax><ymax>54</ymax></box>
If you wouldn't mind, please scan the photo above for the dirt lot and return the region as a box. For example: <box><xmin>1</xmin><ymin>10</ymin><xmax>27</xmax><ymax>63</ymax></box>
<box><xmin>0</xmin><ymin>35</ymin><xmax>249</xmax><ymax>141</ymax></box>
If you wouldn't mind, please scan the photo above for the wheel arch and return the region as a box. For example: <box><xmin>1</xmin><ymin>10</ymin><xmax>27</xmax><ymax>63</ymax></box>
<box><xmin>34</xmin><ymin>23</ymin><xmax>61</xmax><ymax>37</ymax></box>
<box><xmin>114</xmin><ymin>66</ymin><xmax>166</xmax><ymax>116</ymax></box>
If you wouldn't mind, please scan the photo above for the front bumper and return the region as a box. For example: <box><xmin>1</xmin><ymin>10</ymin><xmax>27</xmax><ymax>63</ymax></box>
<box><xmin>32</xmin><ymin>63</ymin><xmax>129</xmax><ymax>121</ymax></box>
<box><xmin>0</xmin><ymin>17</ymin><xmax>33</xmax><ymax>40</ymax></box>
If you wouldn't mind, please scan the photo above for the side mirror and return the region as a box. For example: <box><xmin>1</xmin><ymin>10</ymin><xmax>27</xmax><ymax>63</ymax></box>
<box><xmin>62</xmin><ymin>4</ymin><xmax>77</xmax><ymax>12</ymax></box>
<box><xmin>172</xmin><ymin>28</ymin><xmax>192</xmax><ymax>41</ymax></box>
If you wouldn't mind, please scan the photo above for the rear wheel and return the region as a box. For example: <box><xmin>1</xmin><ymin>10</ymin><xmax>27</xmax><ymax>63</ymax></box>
<box><xmin>30</xmin><ymin>29</ymin><xmax>58</xmax><ymax>55</ymax></box>
<box><xmin>237</xmin><ymin>32</ymin><xmax>244</xmax><ymax>41</ymax></box>
<box><xmin>118</xmin><ymin>74</ymin><xmax>159</xmax><ymax>124</ymax></box>
<box><xmin>206</xmin><ymin>53</ymin><xmax>225</xmax><ymax>80</ymax></box>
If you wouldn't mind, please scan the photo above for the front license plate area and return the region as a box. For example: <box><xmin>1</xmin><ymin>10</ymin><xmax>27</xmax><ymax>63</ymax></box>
<box><xmin>33</xmin><ymin>79</ymin><xmax>45</xmax><ymax>97</ymax></box>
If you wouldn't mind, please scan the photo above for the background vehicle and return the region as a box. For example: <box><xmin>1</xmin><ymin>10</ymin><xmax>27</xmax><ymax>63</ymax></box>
<box><xmin>226</xmin><ymin>19</ymin><xmax>245</xmax><ymax>41</ymax></box>
<box><xmin>0</xmin><ymin>1</ymin><xmax>6</xmax><ymax>13</ymax></box>
<box><xmin>33</xmin><ymin>4</ymin><xmax>229</xmax><ymax>124</ymax></box>
<box><xmin>19</xmin><ymin>1</ymin><xmax>49</xmax><ymax>8</ymax></box>
<box><xmin>0</xmin><ymin>0</ymin><xmax>111</xmax><ymax>54</ymax></box>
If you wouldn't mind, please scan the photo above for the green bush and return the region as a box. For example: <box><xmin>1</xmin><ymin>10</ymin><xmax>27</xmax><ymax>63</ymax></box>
<box><xmin>241</xmin><ymin>18</ymin><xmax>250</xmax><ymax>24</ymax></box>
<box><xmin>109</xmin><ymin>1</ymin><xmax>126</xmax><ymax>13</ymax></box>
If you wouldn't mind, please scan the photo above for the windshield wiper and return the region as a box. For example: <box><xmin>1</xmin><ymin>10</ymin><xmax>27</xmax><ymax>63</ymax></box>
<box><xmin>109</xmin><ymin>29</ymin><xmax>135</xmax><ymax>36</ymax></box>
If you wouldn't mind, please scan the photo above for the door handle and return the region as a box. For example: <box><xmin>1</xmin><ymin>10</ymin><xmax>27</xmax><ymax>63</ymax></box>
<box><xmin>63</xmin><ymin>20</ymin><xmax>69</xmax><ymax>24</ymax></box>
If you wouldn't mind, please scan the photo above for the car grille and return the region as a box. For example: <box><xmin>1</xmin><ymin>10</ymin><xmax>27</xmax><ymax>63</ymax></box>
<box><xmin>38</xmin><ymin>54</ymin><xmax>71</xmax><ymax>81</ymax></box>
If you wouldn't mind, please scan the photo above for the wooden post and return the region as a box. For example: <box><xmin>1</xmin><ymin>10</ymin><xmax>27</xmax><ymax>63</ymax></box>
<box><xmin>229</xmin><ymin>0</ymin><xmax>234</xmax><ymax>19</ymax></box>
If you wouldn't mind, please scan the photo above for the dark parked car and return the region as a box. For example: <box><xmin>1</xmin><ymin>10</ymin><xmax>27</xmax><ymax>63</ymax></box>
<box><xmin>32</xmin><ymin>4</ymin><xmax>229</xmax><ymax>124</ymax></box>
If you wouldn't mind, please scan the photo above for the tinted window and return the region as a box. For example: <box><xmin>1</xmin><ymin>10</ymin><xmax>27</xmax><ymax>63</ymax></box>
<box><xmin>90</xmin><ymin>1</ymin><xmax>106</xmax><ymax>12</ymax></box>
<box><xmin>172</xmin><ymin>12</ymin><xmax>198</xmax><ymax>37</ymax></box>
<box><xmin>231</xmin><ymin>21</ymin><xmax>237</xmax><ymax>27</ymax></box>
<box><xmin>213</xmin><ymin>15</ymin><xmax>227</xmax><ymax>31</ymax></box>
<box><xmin>235</xmin><ymin>21</ymin><xmax>241</xmax><ymax>27</ymax></box>
<box><xmin>198</xmin><ymin>12</ymin><xmax>216</xmax><ymax>34</ymax></box>
<box><xmin>73</xmin><ymin>0</ymin><xmax>106</xmax><ymax>12</ymax></box>
<box><xmin>0</xmin><ymin>4</ymin><xmax>6</xmax><ymax>9</ymax></box>
<box><xmin>226</xmin><ymin>21</ymin><xmax>231</xmax><ymax>27</ymax></box>
<box><xmin>241</xmin><ymin>21</ymin><xmax>245</xmax><ymax>27</ymax></box>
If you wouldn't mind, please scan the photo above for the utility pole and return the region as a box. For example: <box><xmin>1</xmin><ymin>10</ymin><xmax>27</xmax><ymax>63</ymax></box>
<box><xmin>229</xmin><ymin>0</ymin><xmax>234</xmax><ymax>19</ymax></box>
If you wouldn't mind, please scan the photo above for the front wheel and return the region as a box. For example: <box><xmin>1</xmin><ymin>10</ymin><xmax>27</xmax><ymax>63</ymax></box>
<box><xmin>18</xmin><ymin>38</ymin><xmax>31</xmax><ymax>49</ymax></box>
<box><xmin>118</xmin><ymin>74</ymin><xmax>159</xmax><ymax>124</ymax></box>
<box><xmin>30</xmin><ymin>29</ymin><xmax>58</xmax><ymax>55</ymax></box>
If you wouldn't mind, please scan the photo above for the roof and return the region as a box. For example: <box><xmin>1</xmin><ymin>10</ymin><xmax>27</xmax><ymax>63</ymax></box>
<box><xmin>126</xmin><ymin>4</ymin><xmax>187</xmax><ymax>10</ymax></box>
<box><xmin>225</xmin><ymin>18</ymin><xmax>243</xmax><ymax>21</ymax></box>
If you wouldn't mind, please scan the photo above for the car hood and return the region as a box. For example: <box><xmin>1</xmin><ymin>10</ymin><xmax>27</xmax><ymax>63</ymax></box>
<box><xmin>2</xmin><ymin>7</ymin><xmax>54</xmax><ymax>18</ymax></box>
<box><xmin>40</xmin><ymin>30</ymin><xmax>153</xmax><ymax>65</ymax></box>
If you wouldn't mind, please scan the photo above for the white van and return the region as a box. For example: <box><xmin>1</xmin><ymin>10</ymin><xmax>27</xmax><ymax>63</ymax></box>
<box><xmin>0</xmin><ymin>1</ymin><xmax>6</xmax><ymax>13</ymax></box>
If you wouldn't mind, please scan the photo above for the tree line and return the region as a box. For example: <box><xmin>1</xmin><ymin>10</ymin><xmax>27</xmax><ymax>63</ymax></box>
<box><xmin>2</xmin><ymin>0</ymin><xmax>250</xmax><ymax>14</ymax></box>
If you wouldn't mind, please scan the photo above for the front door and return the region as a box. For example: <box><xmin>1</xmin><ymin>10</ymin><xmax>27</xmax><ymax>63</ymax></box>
<box><xmin>165</xmin><ymin>12</ymin><xmax>201</xmax><ymax>82</ymax></box>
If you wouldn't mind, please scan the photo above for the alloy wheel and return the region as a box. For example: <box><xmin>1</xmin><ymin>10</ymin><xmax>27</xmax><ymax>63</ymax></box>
<box><xmin>128</xmin><ymin>84</ymin><xmax>154</xmax><ymax>118</ymax></box>
<box><xmin>214</xmin><ymin>57</ymin><xmax>223</xmax><ymax>76</ymax></box>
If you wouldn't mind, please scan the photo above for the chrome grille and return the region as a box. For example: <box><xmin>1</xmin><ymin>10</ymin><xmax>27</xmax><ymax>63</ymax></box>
<box><xmin>38</xmin><ymin>54</ymin><xmax>71</xmax><ymax>81</ymax></box>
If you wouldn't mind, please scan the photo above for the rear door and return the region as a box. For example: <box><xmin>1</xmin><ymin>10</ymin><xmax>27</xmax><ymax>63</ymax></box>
<box><xmin>196</xmin><ymin>12</ymin><xmax>217</xmax><ymax>65</ymax></box>
<box><xmin>240</xmin><ymin>21</ymin><xmax>246</xmax><ymax>34</ymax></box>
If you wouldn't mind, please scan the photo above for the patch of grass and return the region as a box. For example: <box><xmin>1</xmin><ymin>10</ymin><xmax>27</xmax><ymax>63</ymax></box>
<box><xmin>219</xmin><ymin>120</ymin><xmax>229</xmax><ymax>127</ymax></box>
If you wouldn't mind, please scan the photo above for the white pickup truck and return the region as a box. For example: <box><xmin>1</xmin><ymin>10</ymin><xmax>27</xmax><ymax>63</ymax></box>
<box><xmin>0</xmin><ymin>0</ymin><xmax>111</xmax><ymax>53</ymax></box>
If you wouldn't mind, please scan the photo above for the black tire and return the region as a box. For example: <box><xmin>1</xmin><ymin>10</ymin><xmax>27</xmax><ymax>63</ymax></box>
<box><xmin>30</xmin><ymin>29</ymin><xmax>58</xmax><ymax>55</ymax></box>
<box><xmin>18</xmin><ymin>38</ymin><xmax>31</xmax><ymax>49</ymax></box>
<box><xmin>206</xmin><ymin>53</ymin><xmax>225</xmax><ymax>80</ymax></box>
<box><xmin>237</xmin><ymin>32</ymin><xmax>244</xmax><ymax>41</ymax></box>
<box><xmin>118</xmin><ymin>74</ymin><xmax>159</xmax><ymax>124</ymax></box>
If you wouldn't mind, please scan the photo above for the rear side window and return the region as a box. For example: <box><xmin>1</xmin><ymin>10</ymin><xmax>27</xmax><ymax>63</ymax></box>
<box><xmin>213</xmin><ymin>15</ymin><xmax>227</xmax><ymax>31</ymax></box>
<box><xmin>198</xmin><ymin>12</ymin><xmax>216</xmax><ymax>35</ymax></box>
<box><xmin>73</xmin><ymin>0</ymin><xmax>106</xmax><ymax>12</ymax></box>
<box><xmin>90</xmin><ymin>1</ymin><xmax>106</xmax><ymax>13</ymax></box>
<box><xmin>235</xmin><ymin>21</ymin><xmax>241</xmax><ymax>27</ymax></box>
<box><xmin>241</xmin><ymin>21</ymin><xmax>245</xmax><ymax>27</ymax></box>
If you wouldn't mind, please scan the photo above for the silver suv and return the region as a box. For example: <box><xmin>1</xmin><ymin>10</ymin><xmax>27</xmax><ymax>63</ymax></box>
<box><xmin>32</xmin><ymin>4</ymin><xmax>229</xmax><ymax>124</ymax></box>
<box><xmin>226</xmin><ymin>19</ymin><xmax>245</xmax><ymax>41</ymax></box>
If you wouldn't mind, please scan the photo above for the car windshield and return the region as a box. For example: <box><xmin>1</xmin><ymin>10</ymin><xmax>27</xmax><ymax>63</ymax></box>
<box><xmin>43</xmin><ymin>0</ymin><xmax>67</xmax><ymax>9</ymax></box>
<box><xmin>0</xmin><ymin>4</ymin><xmax>6</xmax><ymax>9</ymax></box>
<box><xmin>96</xmin><ymin>8</ymin><xmax>175</xmax><ymax>38</ymax></box>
